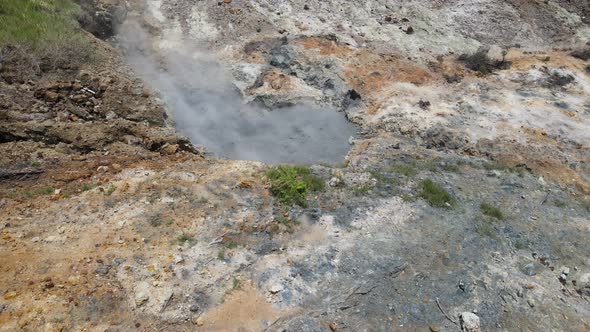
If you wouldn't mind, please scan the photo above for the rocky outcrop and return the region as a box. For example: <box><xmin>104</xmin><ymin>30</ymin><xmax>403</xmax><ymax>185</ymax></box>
<box><xmin>76</xmin><ymin>0</ymin><xmax>128</xmax><ymax>39</ymax></box>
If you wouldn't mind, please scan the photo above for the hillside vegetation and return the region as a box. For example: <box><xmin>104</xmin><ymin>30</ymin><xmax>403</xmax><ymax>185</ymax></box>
<box><xmin>0</xmin><ymin>0</ymin><xmax>94</xmax><ymax>79</ymax></box>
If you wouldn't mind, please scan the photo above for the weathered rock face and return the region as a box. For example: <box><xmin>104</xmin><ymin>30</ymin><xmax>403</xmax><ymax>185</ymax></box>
<box><xmin>76</xmin><ymin>0</ymin><xmax>127</xmax><ymax>39</ymax></box>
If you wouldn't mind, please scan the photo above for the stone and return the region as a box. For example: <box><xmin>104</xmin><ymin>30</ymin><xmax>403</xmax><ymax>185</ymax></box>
<box><xmin>3</xmin><ymin>291</ymin><xmax>17</xmax><ymax>300</ymax></box>
<box><xmin>268</xmin><ymin>283</ymin><xmax>283</xmax><ymax>294</ymax></box>
<box><xmin>522</xmin><ymin>262</ymin><xmax>538</xmax><ymax>276</ymax></box>
<box><xmin>328</xmin><ymin>177</ymin><xmax>342</xmax><ymax>187</ymax></box>
<box><xmin>527</xmin><ymin>297</ymin><xmax>535</xmax><ymax>308</ymax></box>
<box><xmin>430</xmin><ymin>326</ymin><xmax>441</xmax><ymax>332</ymax></box>
<box><xmin>459</xmin><ymin>312</ymin><xmax>481</xmax><ymax>332</ymax></box>
<box><xmin>31</xmin><ymin>237</ymin><xmax>40</xmax><ymax>243</ymax></box>
<box><xmin>44</xmin><ymin>91</ymin><xmax>60</xmax><ymax>102</ymax></box>
<box><xmin>561</xmin><ymin>267</ymin><xmax>570</xmax><ymax>275</ymax></box>
<box><xmin>173</xmin><ymin>255</ymin><xmax>184</xmax><ymax>264</ymax></box>
<box><xmin>161</xmin><ymin>144</ymin><xmax>179</xmax><ymax>155</ymax></box>
<box><xmin>95</xmin><ymin>265</ymin><xmax>110</xmax><ymax>275</ymax></box>
<box><xmin>135</xmin><ymin>291</ymin><xmax>149</xmax><ymax>307</ymax></box>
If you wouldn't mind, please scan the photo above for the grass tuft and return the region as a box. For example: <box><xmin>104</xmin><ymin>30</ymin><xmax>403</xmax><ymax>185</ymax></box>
<box><xmin>177</xmin><ymin>234</ymin><xmax>194</xmax><ymax>246</ymax></box>
<box><xmin>389</xmin><ymin>163</ymin><xmax>418</xmax><ymax>177</ymax></box>
<box><xmin>475</xmin><ymin>219</ymin><xmax>497</xmax><ymax>238</ymax></box>
<box><xmin>418</xmin><ymin>179</ymin><xmax>455</xmax><ymax>208</ymax></box>
<box><xmin>265</xmin><ymin>165</ymin><xmax>324</xmax><ymax>207</ymax></box>
<box><xmin>480</xmin><ymin>202</ymin><xmax>504</xmax><ymax>220</ymax></box>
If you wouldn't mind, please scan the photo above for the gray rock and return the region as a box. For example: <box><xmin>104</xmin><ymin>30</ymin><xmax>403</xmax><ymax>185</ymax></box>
<box><xmin>268</xmin><ymin>283</ymin><xmax>284</xmax><ymax>294</ymax></box>
<box><xmin>459</xmin><ymin>312</ymin><xmax>481</xmax><ymax>332</ymax></box>
<box><xmin>135</xmin><ymin>291</ymin><xmax>149</xmax><ymax>307</ymax></box>
<box><xmin>95</xmin><ymin>264</ymin><xmax>110</xmax><ymax>275</ymax></box>
<box><xmin>522</xmin><ymin>262</ymin><xmax>539</xmax><ymax>276</ymax></box>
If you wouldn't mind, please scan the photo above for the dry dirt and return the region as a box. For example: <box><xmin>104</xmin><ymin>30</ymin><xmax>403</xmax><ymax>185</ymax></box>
<box><xmin>1</xmin><ymin>0</ymin><xmax>590</xmax><ymax>331</ymax></box>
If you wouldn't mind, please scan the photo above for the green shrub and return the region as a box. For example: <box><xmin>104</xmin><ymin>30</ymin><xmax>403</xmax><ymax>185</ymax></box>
<box><xmin>177</xmin><ymin>234</ymin><xmax>194</xmax><ymax>246</ymax></box>
<box><xmin>265</xmin><ymin>165</ymin><xmax>324</xmax><ymax>207</ymax></box>
<box><xmin>418</xmin><ymin>179</ymin><xmax>455</xmax><ymax>208</ymax></box>
<box><xmin>480</xmin><ymin>202</ymin><xmax>504</xmax><ymax>220</ymax></box>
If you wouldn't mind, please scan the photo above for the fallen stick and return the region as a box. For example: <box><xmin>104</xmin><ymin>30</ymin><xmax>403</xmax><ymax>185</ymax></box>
<box><xmin>160</xmin><ymin>292</ymin><xmax>174</xmax><ymax>312</ymax></box>
<box><xmin>208</xmin><ymin>231</ymin><xmax>230</xmax><ymax>246</ymax></box>
<box><xmin>82</xmin><ymin>87</ymin><xmax>96</xmax><ymax>95</ymax></box>
<box><xmin>540</xmin><ymin>191</ymin><xmax>550</xmax><ymax>205</ymax></box>
<box><xmin>436</xmin><ymin>297</ymin><xmax>458</xmax><ymax>326</ymax></box>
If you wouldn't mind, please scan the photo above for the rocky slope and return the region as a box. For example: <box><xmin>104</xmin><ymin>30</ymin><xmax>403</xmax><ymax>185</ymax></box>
<box><xmin>1</xmin><ymin>0</ymin><xmax>590</xmax><ymax>331</ymax></box>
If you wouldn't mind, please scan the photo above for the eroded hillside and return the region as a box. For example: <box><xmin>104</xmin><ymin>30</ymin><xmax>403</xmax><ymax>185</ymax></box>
<box><xmin>1</xmin><ymin>0</ymin><xmax>589</xmax><ymax>331</ymax></box>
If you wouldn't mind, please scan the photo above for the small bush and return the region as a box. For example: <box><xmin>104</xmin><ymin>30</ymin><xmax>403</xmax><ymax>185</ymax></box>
<box><xmin>224</xmin><ymin>240</ymin><xmax>239</xmax><ymax>249</ymax></box>
<box><xmin>81</xmin><ymin>183</ymin><xmax>97</xmax><ymax>191</ymax></box>
<box><xmin>458</xmin><ymin>48</ymin><xmax>510</xmax><ymax>75</ymax></box>
<box><xmin>265</xmin><ymin>165</ymin><xmax>324</xmax><ymax>207</ymax></box>
<box><xmin>217</xmin><ymin>249</ymin><xmax>226</xmax><ymax>261</ymax></box>
<box><xmin>476</xmin><ymin>220</ymin><xmax>497</xmax><ymax>238</ymax></box>
<box><xmin>177</xmin><ymin>234</ymin><xmax>194</xmax><ymax>246</ymax></box>
<box><xmin>389</xmin><ymin>163</ymin><xmax>418</xmax><ymax>177</ymax></box>
<box><xmin>418</xmin><ymin>179</ymin><xmax>455</xmax><ymax>208</ymax></box>
<box><xmin>104</xmin><ymin>185</ymin><xmax>116</xmax><ymax>196</ymax></box>
<box><xmin>149</xmin><ymin>214</ymin><xmax>163</xmax><ymax>227</ymax></box>
<box><xmin>480</xmin><ymin>202</ymin><xmax>504</xmax><ymax>220</ymax></box>
<box><xmin>553</xmin><ymin>200</ymin><xmax>566</xmax><ymax>208</ymax></box>
<box><xmin>570</xmin><ymin>48</ymin><xmax>590</xmax><ymax>61</ymax></box>
<box><xmin>31</xmin><ymin>161</ymin><xmax>41</xmax><ymax>167</ymax></box>
<box><xmin>514</xmin><ymin>240</ymin><xmax>527</xmax><ymax>250</ymax></box>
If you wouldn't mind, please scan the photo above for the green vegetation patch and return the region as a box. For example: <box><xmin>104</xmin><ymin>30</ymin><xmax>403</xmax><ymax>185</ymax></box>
<box><xmin>553</xmin><ymin>199</ymin><xmax>566</xmax><ymax>208</ymax></box>
<box><xmin>418</xmin><ymin>179</ymin><xmax>456</xmax><ymax>208</ymax></box>
<box><xmin>388</xmin><ymin>163</ymin><xmax>418</xmax><ymax>177</ymax></box>
<box><xmin>177</xmin><ymin>234</ymin><xmax>195</xmax><ymax>246</ymax></box>
<box><xmin>24</xmin><ymin>186</ymin><xmax>55</xmax><ymax>198</ymax></box>
<box><xmin>476</xmin><ymin>219</ymin><xmax>498</xmax><ymax>239</ymax></box>
<box><xmin>0</xmin><ymin>0</ymin><xmax>95</xmax><ymax>78</ymax></box>
<box><xmin>0</xmin><ymin>0</ymin><xmax>81</xmax><ymax>47</ymax></box>
<box><xmin>265</xmin><ymin>165</ymin><xmax>324</xmax><ymax>207</ymax></box>
<box><xmin>480</xmin><ymin>202</ymin><xmax>504</xmax><ymax>220</ymax></box>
